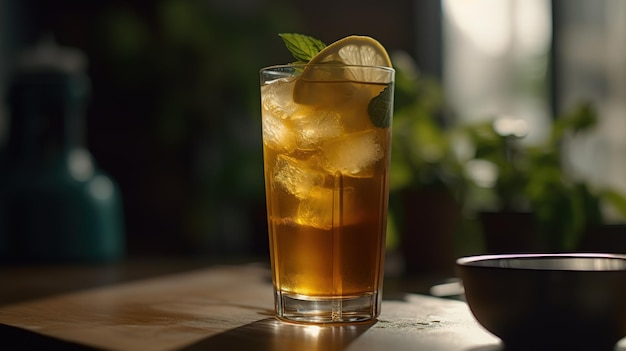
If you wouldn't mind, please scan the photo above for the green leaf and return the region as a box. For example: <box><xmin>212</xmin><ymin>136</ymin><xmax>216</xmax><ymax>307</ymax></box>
<box><xmin>278</xmin><ymin>33</ymin><xmax>326</xmax><ymax>63</ymax></box>
<box><xmin>368</xmin><ymin>85</ymin><xmax>393</xmax><ymax>128</ymax></box>
<box><xmin>601</xmin><ymin>189</ymin><xmax>626</xmax><ymax>218</ymax></box>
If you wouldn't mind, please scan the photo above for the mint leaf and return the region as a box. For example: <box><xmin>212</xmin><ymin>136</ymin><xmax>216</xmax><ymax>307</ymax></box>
<box><xmin>279</xmin><ymin>33</ymin><xmax>326</xmax><ymax>63</ymax></box>
<box><xmin>368</xmin><ymin>86</ymin><xmax>393</xmax><ymax>128</ymax></box>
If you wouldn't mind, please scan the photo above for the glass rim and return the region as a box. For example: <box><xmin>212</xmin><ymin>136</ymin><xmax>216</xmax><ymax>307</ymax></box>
<box><xmin>260</xmin><ymin>63</ymin><xmax>395</xmax><ymax>73</ymax></box>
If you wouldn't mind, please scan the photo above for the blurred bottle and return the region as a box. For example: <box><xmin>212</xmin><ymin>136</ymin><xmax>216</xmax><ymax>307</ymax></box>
<box><xmin>0</xmin><ymin>36</ymin><xmax>124</xmax><ymax>262</ymax></box>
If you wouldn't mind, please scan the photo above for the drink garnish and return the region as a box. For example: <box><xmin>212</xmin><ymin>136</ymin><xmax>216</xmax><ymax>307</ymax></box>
<box><xmin>368</xmin><ymin>86</ymin><xmax>392</xmax><ymax>128</ymax></box>
<box><xmin>279</xmin><ymin>33</ymin><xmax>327</xmax><ymax>63</ymax></box>
<box><xmin>279</xmin><ymin>33</ymin><xmax>393</xmax><ymax>128</ymax></box>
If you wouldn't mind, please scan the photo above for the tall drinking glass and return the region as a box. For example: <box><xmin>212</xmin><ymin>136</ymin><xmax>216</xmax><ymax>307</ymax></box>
<box><xmin>260</xmin><ymin>63</ymin><xmax>394</xmax><ymax>324</ymax></box>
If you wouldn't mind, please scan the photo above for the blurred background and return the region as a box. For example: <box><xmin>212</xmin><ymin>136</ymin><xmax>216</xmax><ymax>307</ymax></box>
<box><xmin>0</xmin><ymin>0</ymin><xmax>625</xmax><ymax>273</ymax></box>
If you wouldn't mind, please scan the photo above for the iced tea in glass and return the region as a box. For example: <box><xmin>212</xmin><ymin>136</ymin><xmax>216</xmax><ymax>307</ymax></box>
<box><xmin>260</xmin><ymin>62</ymin><xmax>394</xmax><ymax>324</ymax></box>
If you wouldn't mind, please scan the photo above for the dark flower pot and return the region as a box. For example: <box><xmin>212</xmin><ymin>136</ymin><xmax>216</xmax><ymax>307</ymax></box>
<box><xmin>479</xmin><ymin>211</ymin><xmax>545</xmax><ymax>254</ymax></box>
<box><xmin>399</xmin><ymin>189</ymin><xmax>460</xmax><ymax>275</ymax></box>
<box><xmin>578</xmin><ymin>224</ymin><xmax>626</xmax><ymax>254</ymax></box>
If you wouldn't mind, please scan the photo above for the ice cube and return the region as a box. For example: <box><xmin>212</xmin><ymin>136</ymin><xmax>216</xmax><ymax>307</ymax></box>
<box><xmin>261</xmin><ymin>79</ymin><xmax>298</xmax><ymax>152</ymax></box>
<box><xmin>273</xmin><ymin>154</ymin><xmax>326</xmax><ymax>199</ymax></box>
<box><xmin>262</xmin><ymin>108</ymin><xmax>296</xmax><ymax>152</ymax></box>
<box><xmin>321</xmin><ymin>130</ymin><xmax>383</xmax><ymax>177</ymax></box>
<box><xmin>261</xmin><ymin>78</ymin><xmax>297</xmax><ymax>120</ymax></box>
<box><xmin>291</xmin><ymin>109</ymin><xmax>343</xmax><ymax>149</ymax></box>
<box><xmin>295</xmin><ymin>185</ymin><xmax>360</xmax><ymax>230</ymax></box>
<box><xmin>295</xmin><ymin>186</ymin><xmax>334</xmax><ymax>230</ymax></box>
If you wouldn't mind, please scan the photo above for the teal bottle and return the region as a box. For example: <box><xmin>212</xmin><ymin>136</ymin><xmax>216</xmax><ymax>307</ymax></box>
<box><xmin>0</xmin><ymin>38</ymin><xmax>125</xmax><ymax>262</ymax></box>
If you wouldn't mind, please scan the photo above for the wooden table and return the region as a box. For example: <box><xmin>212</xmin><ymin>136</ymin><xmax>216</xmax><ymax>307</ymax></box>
<box><xmin>0</xmin><ymin>261</ymin><xmax>624</xmax><ymax>351</ymax></box>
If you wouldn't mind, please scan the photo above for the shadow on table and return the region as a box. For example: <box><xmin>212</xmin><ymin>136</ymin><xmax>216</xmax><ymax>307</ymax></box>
<box><xmin>466</xmin><ymin>340</ymin><xmax>626</xmax><ymax>351</ymax></box>
<box><xmin>180</xmin><ymin>317</ymin><xmax>373</xmax><ymax>351</ymax></box>
<box><xmin>0</xmin><ymin>323</ymin><xmax>102</xmax><ymax>351</ymax></box>
<box><xmin>466</xmin><ymin>346</ymin><xmax>502</xmax><ymax>351</ymax></box>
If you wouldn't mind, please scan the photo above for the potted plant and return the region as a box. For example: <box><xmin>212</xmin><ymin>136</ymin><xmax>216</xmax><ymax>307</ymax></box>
<box><xmin>461</xmin><ymin>115</ymin><xmax>537</xmax><ymax>253</ymax></box>
<box><xmin>463</xmin><ymin>102</ymin><xmax>626</xmax><ymax>253</ymax></box>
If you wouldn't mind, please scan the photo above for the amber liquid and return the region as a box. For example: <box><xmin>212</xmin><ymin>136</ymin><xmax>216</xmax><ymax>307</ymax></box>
<box><xmin>264</xmin><ymin>136</ymin><xmax>389</xmax><ymax>297</ymax></box>
<box><xmin>261</xmin><ymin>77</ymin><xmax>392</xmax><ymax>301</ymax></box>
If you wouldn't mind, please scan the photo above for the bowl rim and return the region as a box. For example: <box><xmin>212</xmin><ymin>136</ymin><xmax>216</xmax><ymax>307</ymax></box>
<box><xmin>456</xmin><ymin>252</ymin><xmax>626</xmax><ymax>271</ymax></box>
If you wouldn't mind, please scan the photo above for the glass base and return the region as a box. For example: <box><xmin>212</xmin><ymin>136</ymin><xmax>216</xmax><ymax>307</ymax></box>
<box><xmin>274</xmin><ymin>290</ymin><xmax>380</xmax><ymax>325</ymax></box>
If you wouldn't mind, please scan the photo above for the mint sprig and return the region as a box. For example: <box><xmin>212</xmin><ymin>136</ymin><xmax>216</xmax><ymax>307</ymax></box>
<box><xmin>368</xmin><ymin>86</ymin><xmax>393</xmax><ymax>128</ymax></box>
<box><xmin>279</xmin><ymin>33</ymin><xmax>326</xmax><ymax>63</ymax></box>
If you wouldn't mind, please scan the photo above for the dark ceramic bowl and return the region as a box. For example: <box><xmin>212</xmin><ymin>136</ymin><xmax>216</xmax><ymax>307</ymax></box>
<box><xmin>457</xmin><ymin>253</ymin><xmax>626</xmax><ymax>351</ymax></box>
